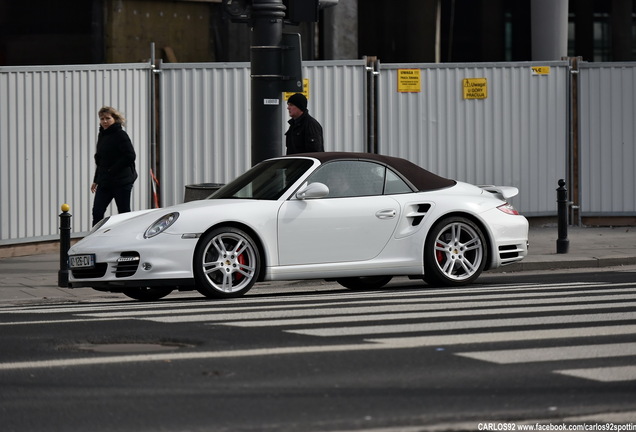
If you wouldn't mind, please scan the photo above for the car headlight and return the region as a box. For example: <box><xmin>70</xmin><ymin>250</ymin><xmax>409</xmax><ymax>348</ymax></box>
<box><xmin>144</xmin><ymin>213</ymin><xmax>179</xmax><ymax>238</ymax></box>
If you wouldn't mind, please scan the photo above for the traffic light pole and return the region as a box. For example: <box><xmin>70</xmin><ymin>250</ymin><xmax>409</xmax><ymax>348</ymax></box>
<box><xmin>223</xmin><ymin>0</ymin><xmax>333</xmax><ymax>165</ymax></box>
<box><xmin>250</xmin><ymin>0</ymin><xmax>286</xmax><ymax>166</ymax></box>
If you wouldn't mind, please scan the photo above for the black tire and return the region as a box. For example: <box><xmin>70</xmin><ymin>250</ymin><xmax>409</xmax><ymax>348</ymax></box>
<box><xmin>122</xmin><ymin>287</ymin><xmax>173</xmax><ymax>301</ymax></box>
<box><xmin>193</xmin><ymin>227</ymin><xmax>260</xmax><ymax>299</ymax></box>
<box><xmin>423</xmin><ymin>216</ymin><xmax>487</xmax><ymax>287</ymax></box>
<box><xmin>336</xmin><ymin>276</ymin><xmax>393</xmax><ymax>290</ymax></box>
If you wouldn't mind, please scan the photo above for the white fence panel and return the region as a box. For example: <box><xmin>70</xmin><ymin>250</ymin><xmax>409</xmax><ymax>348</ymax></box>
<box><xmin>294</xmin><ymin>60</ymin><xmax>368</xmax><ymax>153</ymax></box>
<box><xmin>159</xmin><ymin>60</ymin><xmax>368</xmax><ymax>206</ymax></box>
<box><xmin>159</xmin><ymin>62</ymin><xmax>252</xmax><ymax>206</ymax></box>
<box><xmin>377</xmin><ymin>61</ymin><xmax>570</xmax><ymax>216</ymax></box>
<box><xmin>0</xmin><ymin>64</ymin><xmax>152</xmax><ymax>245</ymax></box>
<box><xmin>578</xmin><ymin>62</ymin><xmax>636</xmax><ymax>216</ymax></box>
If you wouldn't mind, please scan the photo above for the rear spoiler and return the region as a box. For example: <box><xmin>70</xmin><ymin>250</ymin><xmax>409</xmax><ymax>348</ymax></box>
<box><xmin>478</xmin><ymin>185</ymin><xmax>519</xmax><ymax>200</ymax></box>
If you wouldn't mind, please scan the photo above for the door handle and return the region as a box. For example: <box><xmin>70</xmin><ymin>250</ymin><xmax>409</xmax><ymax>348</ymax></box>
<box><xmin>376</xmin><ymin>209</ymin><xmax>397</xmax><ymax>219</ymax></box>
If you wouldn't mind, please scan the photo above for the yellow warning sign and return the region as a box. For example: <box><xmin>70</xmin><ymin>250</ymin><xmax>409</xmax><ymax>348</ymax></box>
<box><xmin>531</xmin><ymin>66</ymin><xmax>551</xmax><ymax>76</ymax></box>
<box><xmin>284</xmin><ymin>79</ymin><xmax>310</xmax><ymax>101</ymax></box>
<box><xmin>463</xmin><ymin>78</ymin><xmax>487</xmax><ymax>99</ymax></box>
<box><xmin>397</xmin><ymin>69</ymin><xmax>421</xmax><ymax>93</ymax></box>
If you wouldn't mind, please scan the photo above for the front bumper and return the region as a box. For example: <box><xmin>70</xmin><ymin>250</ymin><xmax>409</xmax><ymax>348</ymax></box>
<box><xmin>68</xmin><ymin>233</ymin><xmax>198</xmax><ymax>289</ymax></box>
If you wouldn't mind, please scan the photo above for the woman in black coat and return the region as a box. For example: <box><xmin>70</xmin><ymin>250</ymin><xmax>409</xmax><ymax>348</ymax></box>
<box><xmin>91</xmin><ymin>106</ymin><xmax>137</xmax><ymax>226</ymax></box>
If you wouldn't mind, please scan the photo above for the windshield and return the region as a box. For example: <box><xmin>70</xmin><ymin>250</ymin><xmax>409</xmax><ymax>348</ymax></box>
<box><xmin>211</xmin><ymin>159</ymin><xmax>314</xmax><ymax>200</ymax></box>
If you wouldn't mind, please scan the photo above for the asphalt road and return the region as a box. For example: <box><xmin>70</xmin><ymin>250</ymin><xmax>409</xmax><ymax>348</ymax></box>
<box><xmin>1</xmin><ymin>268</ymin><xmax>636</xmax><ymax>432</ymax></box>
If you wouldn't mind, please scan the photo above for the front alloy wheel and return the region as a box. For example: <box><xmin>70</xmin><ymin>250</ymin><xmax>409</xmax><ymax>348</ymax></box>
<box><xmin>194</xmin><ymin>227</ymin><xmax>260</xmax><ymax>299</ymax></box>
<box><xmin>424</xmin><ymin>216</ymin><xmax>486</xmax><ymax>286</ymax></box>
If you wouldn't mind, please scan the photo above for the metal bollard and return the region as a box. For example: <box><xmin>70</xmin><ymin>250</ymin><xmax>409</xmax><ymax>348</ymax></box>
<box><xmin>58</xmin><ymin>204</ymin><xmax>72</xmax><ymax>287</ymax></box>
<box><xmin>556</xmin><ymin>179</ymin><xmax>569</xmax><ymax>254</ymax></box>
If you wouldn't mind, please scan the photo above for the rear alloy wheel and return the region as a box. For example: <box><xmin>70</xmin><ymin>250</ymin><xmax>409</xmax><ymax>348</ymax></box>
<box><xmin>122</xmin><ymin>287</ymin><xmax>173</xmax><ymax>301</ymax></box>
<box><xmin>336</xmin><ymin>276</ymin><xmax>393</xmax><ymax>290</ymax></box>
<box><xmin>424</xmin><ymin>216</ymin><xmax>486</xmax><ymax>286</ymax></box>
<box><xmin>194</xmin><ymin>227</ymin><xmax>260</xmax><ymax>299</ymax></box>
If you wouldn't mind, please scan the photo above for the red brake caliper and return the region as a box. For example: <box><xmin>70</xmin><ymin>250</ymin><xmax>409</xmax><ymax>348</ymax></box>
<box><xmin>235</xmin><ymin>253</ymin><xmax>246</xmax><ymax>281</ymax></box>
<box><xmin>436</xmin><ymin>242</ymin><xmax>444</xmax><ymax>264</ymax></box>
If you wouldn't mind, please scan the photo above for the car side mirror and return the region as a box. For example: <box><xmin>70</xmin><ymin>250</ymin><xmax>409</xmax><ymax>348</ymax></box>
<box><xmin>296</xmin><ymin>182</ymin><xmax>329</xmax><ymax>200</ymax></box>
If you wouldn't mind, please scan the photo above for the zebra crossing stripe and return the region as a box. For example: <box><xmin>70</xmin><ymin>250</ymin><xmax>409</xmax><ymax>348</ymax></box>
<box><xmin>224</xmin><ymin>300</ymin><xmax>636</xmax><ymax>327</ymax></box>
<box><xmin>555</xmin><ymin>366</ymin><xmax>636</xmax><ymax>382</ymax></box>
<box><xmin>366</xmin><ymin>324</ymin><xmax>636</xmax><ymax>347</ymax></box>
<box><xmin>456</xmin><ymin>343</ymin><xmax>636</xmax><ymax>364</ymax></box>
<box><xmin>0</xmin><ymin>342</ymin><xmax>397</xmax><ymax>371</ymax></box>
<box><xmin>70</xmin><ymin>286</ymin><xmax>636</xmax><ymax>319</ymax></box>
<box><xmin>286</xmin><ymin>311</ymin><xmax>636</xmax><ymax>337</ymax></box>
<box><xmin>136</xmin><ymin>294</ymin><xmax>636</xmax><ymax>324</ymax></box>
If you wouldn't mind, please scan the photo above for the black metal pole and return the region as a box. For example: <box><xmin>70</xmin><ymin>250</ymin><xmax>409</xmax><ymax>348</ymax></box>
<box><xmin>58</xmin><ymin>204</ymin><xmax>72</xmax><ymax>287</ymax></box>
<box><xmin>250</xmin><ymin>0</ymin><xmax>286</xmax><ymax>166</ymax></box>
<box><xmin>556</xmin><ymin>179</ymin><xmax>569</xmax><ymax>254</ymax></box>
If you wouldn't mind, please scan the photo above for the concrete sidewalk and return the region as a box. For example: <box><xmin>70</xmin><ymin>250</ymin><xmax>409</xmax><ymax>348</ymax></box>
<box><xmin>502</xmin><ymin>225</ymin><xmax>636</xmax><ymax>271</ymax></box>
<box><xmin>1</xmin><ymin>226</ymin><xmax>635</xmax><ymax>304</ymax></box>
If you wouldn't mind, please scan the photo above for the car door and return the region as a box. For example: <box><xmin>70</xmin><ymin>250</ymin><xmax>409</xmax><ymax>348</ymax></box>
<box><xmin>277</xmin><ymin>160</ymin><xmax>401</xmax><ymax>265</ymax></box>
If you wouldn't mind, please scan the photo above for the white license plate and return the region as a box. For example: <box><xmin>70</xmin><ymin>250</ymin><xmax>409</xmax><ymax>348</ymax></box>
<box><xmin>69</xmin><ymin>254</ymin><xmax>96</xmax><ymax>269</ymax></box>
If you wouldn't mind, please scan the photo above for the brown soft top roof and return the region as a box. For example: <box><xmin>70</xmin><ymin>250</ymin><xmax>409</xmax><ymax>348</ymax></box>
<box><xmin>287</xmin><ymin>152</ymin><xmax>456</xmax><ymax>192</ymax></box>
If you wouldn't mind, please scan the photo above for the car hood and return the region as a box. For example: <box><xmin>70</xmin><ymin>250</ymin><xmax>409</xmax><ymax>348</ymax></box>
<box><xmin>86</xmin><ymin>199</ymin><xmax>280</xmax><ymax>239</ymax></box>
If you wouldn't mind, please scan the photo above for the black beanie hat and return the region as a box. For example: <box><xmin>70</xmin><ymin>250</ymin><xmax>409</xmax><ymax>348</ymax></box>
<box><xmin>287</xmin><ymin>93</ymin><xmax>307</xmax><ymax>112</ymax></box>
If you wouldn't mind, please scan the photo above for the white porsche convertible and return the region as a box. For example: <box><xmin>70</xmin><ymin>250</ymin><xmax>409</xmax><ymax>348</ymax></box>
<box><xmin>68</xmin><ymin>152</ymin><xmax>528</xmax><ymax>301</ymax></box>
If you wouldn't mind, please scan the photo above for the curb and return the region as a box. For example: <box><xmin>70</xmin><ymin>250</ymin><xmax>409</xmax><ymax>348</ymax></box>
<box><xmin>493</xmin><ymin>255</ymin><xmax>636</xmax><ymax>273</ymax></box>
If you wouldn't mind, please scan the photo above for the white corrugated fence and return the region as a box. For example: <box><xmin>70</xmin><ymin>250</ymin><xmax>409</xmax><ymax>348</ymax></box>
<box><xmin>0</xmin><ymin>63</ymin><xmax>152</xmax><ymax>245</ymax></box>
<box><xmin>377</xmin><ymin>61</ymin><xmax>570</xmax><ymax>216</ymax></box>
<box><xmin>1</xmin><ymin>59</ymin><xmax>634</xmax><ymax>246</ymax></box>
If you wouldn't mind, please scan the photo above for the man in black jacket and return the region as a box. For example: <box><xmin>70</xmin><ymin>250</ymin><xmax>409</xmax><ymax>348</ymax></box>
<box><xmin>285</xmin><ymin>93</ymin><xmax>324</xmax><ymax>154</ymax></box>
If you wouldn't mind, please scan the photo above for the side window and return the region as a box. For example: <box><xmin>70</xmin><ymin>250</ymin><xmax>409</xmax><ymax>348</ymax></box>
<box><xmin>307</xmin><ymin>161</ymin><xmax>386</xmax><ymax>198</ymax></box>
<box><xmin>384</xmin><ymin>168</ymin><xmax>414</xmax><ymax>194</ymax></box>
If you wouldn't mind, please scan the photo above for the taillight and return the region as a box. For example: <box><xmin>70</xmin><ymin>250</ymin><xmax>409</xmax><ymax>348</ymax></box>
<box><xmin>497</xmin><ymin>203</ymin><xmax>520</xmax><ymax>215</ymax></box>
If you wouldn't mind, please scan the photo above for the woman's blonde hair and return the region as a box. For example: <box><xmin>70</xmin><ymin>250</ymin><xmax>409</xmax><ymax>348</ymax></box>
<box><xmin>98</xmin><ymin>106</ymin><xmax>126</xmax><ymax>126</ymax></box>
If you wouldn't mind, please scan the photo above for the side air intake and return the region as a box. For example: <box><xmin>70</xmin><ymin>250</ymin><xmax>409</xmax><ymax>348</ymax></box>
<box><xmin>406</xmin><ymin>203</ymin><xmax>431</xmax><ymax>226</ymax></box>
